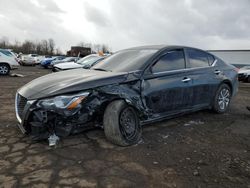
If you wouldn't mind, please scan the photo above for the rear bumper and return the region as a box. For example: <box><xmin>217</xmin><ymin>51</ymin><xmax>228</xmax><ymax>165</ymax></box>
<box><xmin>22</xmin><ymin>61</ymin><xmax>37</xmax><ymax>65</ymax></box>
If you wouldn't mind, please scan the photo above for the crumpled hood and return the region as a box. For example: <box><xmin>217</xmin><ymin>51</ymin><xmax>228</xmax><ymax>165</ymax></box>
<box><xmin>55</xmin><ymin>62</ymin><xmax>82</xmax><ymax>69</ymax></box>
<box><xmin>18</xmin><ymin>69</ymin><xmax>129</xmax><ymax>100</ymax></box>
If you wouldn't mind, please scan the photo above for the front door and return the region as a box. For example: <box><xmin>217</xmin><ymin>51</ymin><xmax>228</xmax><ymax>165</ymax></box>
<box><xmin>141</xmin><ymin>49</ymin><xmax>192</xmax><ymax>116</ymax></box>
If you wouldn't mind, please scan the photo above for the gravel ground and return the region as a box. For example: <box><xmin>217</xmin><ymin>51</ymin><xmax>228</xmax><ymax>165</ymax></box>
<box><xmin>0</xmin><ymin>66</ymin><xmax>250</xmax><ymax>188</ymax></box>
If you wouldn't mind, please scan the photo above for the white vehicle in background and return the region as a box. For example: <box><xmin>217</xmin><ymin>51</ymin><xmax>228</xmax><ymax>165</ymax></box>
<box><xmin>0</xmin><ymin>49</ymin><xmax>19</xmax><ymax>75</ymax></box>
<box><xmin>35</xmin><ymin>55</ymin><xmax>46</xmax><ymax>64</ymax></box>
<box><xmin>238</xmin><ymin>66</ymin><xmax>250</xmax><ymax>83</ymax></box>
<box><xmin>52</xmin><ymin>54</ymin><xmax>105</xmax><ymax>72</ymax></box>
<box><xmin>21</xmin><ymin>54</ymin><xmax>45</xmax><ymax>65</ymax></box>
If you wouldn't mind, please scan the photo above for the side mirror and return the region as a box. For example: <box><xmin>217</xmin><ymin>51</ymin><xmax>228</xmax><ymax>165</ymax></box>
<box><xmin>83</xmin><ymin>64</ymin><xmax>91</xmax><ymax>69</ymax></box>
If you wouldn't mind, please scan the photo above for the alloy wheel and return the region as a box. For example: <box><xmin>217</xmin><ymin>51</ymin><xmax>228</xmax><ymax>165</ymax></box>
<box><xmin>218</xmin><ymin>88</ymin><xmax>230</xmax><ymax>110</ymax></box>
<box><xmin>0</xmin><ymin>65</ymin><xmax>9</xmax><ymax>75</ymax></box>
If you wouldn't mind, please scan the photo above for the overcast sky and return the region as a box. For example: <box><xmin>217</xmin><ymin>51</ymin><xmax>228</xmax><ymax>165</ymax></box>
<box><xmin>0</xmin><ymin>0</ymin><xmax>250</xmax><ymax>52</ymax></box>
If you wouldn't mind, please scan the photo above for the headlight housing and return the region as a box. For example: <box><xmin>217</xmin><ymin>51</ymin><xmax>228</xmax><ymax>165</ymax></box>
<box><xmin>37</xmin><ymin>92</ymin><xmax>89</xmax><ymax>116</ymax></box>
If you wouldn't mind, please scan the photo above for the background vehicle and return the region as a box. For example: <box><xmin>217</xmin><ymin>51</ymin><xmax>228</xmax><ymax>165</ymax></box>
<box><xmin>40</xmin><ymin>56</ymin><xmax>65</xmax><ymax>68</ymax></box>
<box><xmin>52</xmin><ymin>54</ymin><xmax>105</xmax><ymax>72</ymax></box>
<box><xmin>238</xmin><ymin>66</ymin><xmax>250</xmax><ymax>82</ymax></box>
<box><xmin>15</xmin><ymin>45</ymin><xmax>238</xmax><ymax>146</ymax></box>
<box><xmin>0</xmin><ymin>49</ymin><xmax>19</xmax><ymax>75</ymax></box>
<box><xmin>20</xmin><ymin>54</ymin><xmax>40</xmax><ymax>66</ymax></box>
<box><xmin>50</xmin><ymin>56</ymin><xmax>79</xmax><ymax>67</ymax></box>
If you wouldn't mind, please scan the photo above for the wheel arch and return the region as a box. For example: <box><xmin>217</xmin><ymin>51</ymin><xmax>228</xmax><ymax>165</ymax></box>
<box><xmin>100</xmin><ymin>97</ymin><xmax>142</xmax><ymax>119</ymax></box>
<box><xmin>221</xmin><ymin>79</ymin><xmax>233</xmax><ymax>94</ymax></box>
<box><xmin>0</xmin><ymin>62</ymin><xmax>11</xmax><ymax>68</ymax></box>
<box><xmin>95</xmin><ymin>84</ymin><xmax>147</xmax><ymax>120</ymax></box>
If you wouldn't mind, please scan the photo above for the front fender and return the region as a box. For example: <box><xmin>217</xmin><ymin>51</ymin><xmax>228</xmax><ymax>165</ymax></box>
<box><xmin>97</xmin><ymin>83</ymin><xmax>149</xmax><ymax>118</ymax></box>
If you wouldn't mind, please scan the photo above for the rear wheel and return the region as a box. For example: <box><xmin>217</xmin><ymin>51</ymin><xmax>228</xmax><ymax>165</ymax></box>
<box><xmin>0</xmin><ymin>63</ymin><xmax>10</xmax><ymax>75</ymax></box>
<box><xmin>213</xmin><ymin>83</ymin><xmax>231</xmax><ymax>113</ymax></box>
<box><xmin>103</xmin><ymin>100</ymin><xmax>142</xmax><ymax>146</ymax></box>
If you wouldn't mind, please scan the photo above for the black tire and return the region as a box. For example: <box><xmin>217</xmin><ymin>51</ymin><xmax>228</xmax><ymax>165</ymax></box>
<box><xmin>103</xmin><ymin>100</ymin><xmax>142</xmax><ymax>146</ymax></box>
<box><xmin>212</xmin><ymin>83</ymin><xmax>231</xmax><ymax>113</ymax></box>
<box><xmin>0</xmin><ymin>63</ymin><xmax>10</xmax><ymax>75</ymax></box>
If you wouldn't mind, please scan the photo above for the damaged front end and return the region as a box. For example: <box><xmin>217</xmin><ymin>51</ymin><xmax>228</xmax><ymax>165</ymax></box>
<box><xmin>15</xmin><ymin>82</ymin><xmax>147</xmax><ymax>146</ymax></box>
<box><xmin>15</xmin><ymin>91</ymin><xmax>104</xmax><ymax>144</ymax></box>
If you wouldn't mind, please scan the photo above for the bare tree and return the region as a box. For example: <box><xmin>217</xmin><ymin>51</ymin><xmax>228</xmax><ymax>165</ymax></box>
<box><xmin>0</xmin><ymin>37</ymin><xmax>111</xmax><ymax>55</ymax></box>
<box><xmin>75</xmin><ymin>41</ymin><xmax>111</xmax><ymax>54</ymax></box>
<box><xmin>93</xmin><ymin>44</ymin><xmax>101</xmax><ymax>53</ymax></box>
<box><xmin>55</xmin><ymin>48</ymin><xmax>62</xmax><ymax>55</ymax></box>
<box><xmin>41</xmin><ymin>40</ymin><xmax>49</xmax><ymax>55</ymax></box>
<box><xmin>101</xmin><ymin>44</ymin><xmax>110</xmax><ymax>53</ymax></box>
<box><xmin>48</xmin><ymin>38</ymin><xmax>55</xmax><ymax>55</ymax></box>
<box><xmin>36</xmin><ymin>42</ymin><xmax>42</xmax><ymax>55</ymax></box>
<box><xmin>22</xmin><ymin>40</ymin><xmax>36</xmax><ymax>54</ymax></box>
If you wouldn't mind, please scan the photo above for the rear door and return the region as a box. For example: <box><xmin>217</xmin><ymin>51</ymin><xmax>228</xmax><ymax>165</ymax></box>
<box><xmin>141</xmin><ymin>49</ymin><xmax>193</xmax><ymax>116</ymax></box>
<box><xmin>184</xmin><ymin>48</ymin><xmax>221</xmax><ymax>107</ymax></box>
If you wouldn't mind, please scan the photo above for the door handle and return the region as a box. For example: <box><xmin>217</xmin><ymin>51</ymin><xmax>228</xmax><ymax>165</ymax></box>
<box><xmin>214</xmin><ymin>70</ymin><xmax>221</xmax><ymax>74</ymax></box>
<box><xmin>182</xmin><ymin>77</ymin><xmax>191</xmax><ymax>82</ymax></box>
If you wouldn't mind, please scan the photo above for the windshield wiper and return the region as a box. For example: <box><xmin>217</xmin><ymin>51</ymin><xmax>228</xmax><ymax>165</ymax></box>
<box><xmin>92</xmin><ymin>68</ymin><xmax>110</xmax><ymax>72</ymax></box>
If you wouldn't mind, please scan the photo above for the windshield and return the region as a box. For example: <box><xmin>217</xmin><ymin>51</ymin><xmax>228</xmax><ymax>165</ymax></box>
<box><xmin>77</xmin><ymin>56</ymin><xmax>102</xmax><ymax>66</ymax></box>
<box><xmin>76</xmin><ymin>55</ymin><xmax>95</xmax><ymax>64</ymax></box>
<box><xmin>63</xmin><ymin>57</ymin><xmax>74</xmax><ymax>61</ymax></box>
<box><xmin>91</xmin><ymin>49</ymin><xmax>157</xmax><ymax>72</ymax></box>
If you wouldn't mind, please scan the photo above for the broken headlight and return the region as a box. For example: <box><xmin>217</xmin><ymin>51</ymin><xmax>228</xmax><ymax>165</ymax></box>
<box><xmin>37</xmin><ymin>92</ymin><xmax>90</xmax><ymax>116</ymax></box>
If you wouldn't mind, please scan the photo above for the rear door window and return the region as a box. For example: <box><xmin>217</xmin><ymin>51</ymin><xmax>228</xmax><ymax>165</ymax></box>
<box><xmin>186</xmin><ymin>49</ymin><xmax>209</xmax><ymax>68</ymax></box>
<box><xmin>152</xmin><ymin>50</ymin><xmax>185</xmax><ymax>73</ymax></box>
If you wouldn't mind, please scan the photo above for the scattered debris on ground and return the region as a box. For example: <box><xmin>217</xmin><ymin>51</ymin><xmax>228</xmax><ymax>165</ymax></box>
<box><xmin>10</xmin><ymin>73</ymin><xmax>25</xmax><ymax>77</ymax></box>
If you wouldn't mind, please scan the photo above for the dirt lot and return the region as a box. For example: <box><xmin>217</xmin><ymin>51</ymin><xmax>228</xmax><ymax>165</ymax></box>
<box><xmin>0</xmin><ymin>66</ymin><xmax>250</xmax><ymax>188</ymax></box>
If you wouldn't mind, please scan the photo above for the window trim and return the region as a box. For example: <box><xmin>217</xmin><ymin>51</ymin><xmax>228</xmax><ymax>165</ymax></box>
<box><xmin>142</xmin><ymin>48</ymin><xmax>218</xmax><ymax>79</ymax></box>
<box><xmin>207</xmin><ymin>53</ymin><xmax>215</xmax><ymax>66</ymax></box>
<box><xmin>150</xmin><ymin>48</ymin><xmax>187</xmax><ymax>74</ymax></box>
<box><xmin>185</xmin><ymin>48</ymin><xmax>211</xmax><ymax>69</ymax></box>
<box><xmin>151</xmin><ymin>57</ymin><xmax>218</xmax><ymax>76</ymax></box>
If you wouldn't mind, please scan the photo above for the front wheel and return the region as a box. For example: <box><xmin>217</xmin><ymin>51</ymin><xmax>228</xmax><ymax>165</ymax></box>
<box><xmin>0</xmin><ymin>63</ymin><xmax>10</xmax><ymax>75</ymax></box>
<box><xmin>212</xmin><ymin>83</ymin><xmax>231</xmax><ymax>113</ymax></box>
<box><xmin>103</xmin><ymin>100</ymin><xmax>142</xmax><ymax>146</ymax></box>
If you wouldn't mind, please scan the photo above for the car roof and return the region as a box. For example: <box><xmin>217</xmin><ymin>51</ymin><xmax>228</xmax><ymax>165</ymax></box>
<box><xmin>122</xmin><ymin>45</ymin><xmax>200</xmax><ymax>51</ymax></box>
